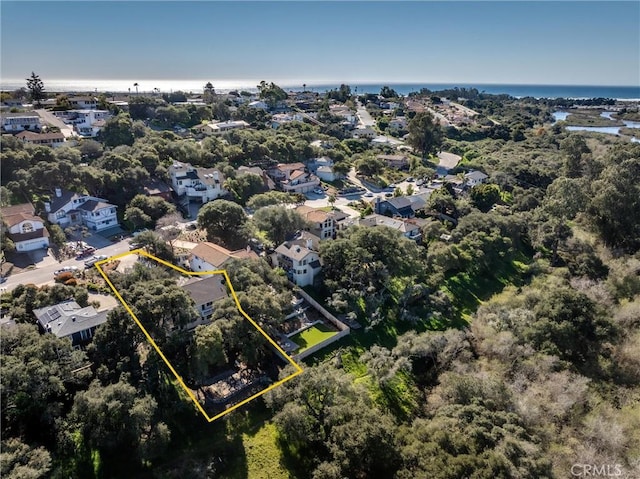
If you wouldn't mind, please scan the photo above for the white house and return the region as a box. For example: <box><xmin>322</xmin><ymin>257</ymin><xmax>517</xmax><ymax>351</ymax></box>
<box><xmin>1</xmin><ymin>112</ymin><xmax>41</xmax><ymax>132</ymax></box>
<box><xmin>1</xmin><ymin>203</ymin><xmax>50</xmax><ymax>252</ymax></box>
<box><xmin>352</xmin><ymin>126</ymin><xmax>376</xmax><ymax>139</ymax></box>
<box><xmin>53</xmin><ymin>110</ymin><xmax>111</xmax><ymax>137</ymax></box>
<box><xmin>189</xmin><ymin>242</ymin><xmax>258</xmax><ymax>273</ymax></box>
<box><xmin>271</xmin><ymin>112</ymin><xmax>304</xmax><ymax>129</ymax></box>
<box><xmin>168</xmin><ymin>162</ymin><xmax>227</xmax><ymax>204</ymax></box>
<box><xmin>15</xmin><ymin>131</ymin><xmax>66</xmax><ymax>148</ymax></box>
<box><xmin>274</xmin><ymin>240</ymin><xmax>322</xmax><ymax>287</ymax></box>
<box><xmin>68</xmin><ymin>96</ymin><xmax>98</xmax><ymax>109</ymax></box>
<box><xmin>45</xmin><ymin>189</ymin><xmax>119</xmax><ymax>232</ymax></box>
<box><xmin>388</xmin><ymin>117</ymin><xmax>408</xmax><ymax>131</ymax></box>
<box><xmin>181</xmin><ymin>275</ymin><xmax>229</xmax><ymax>329</ymax></box>
<box><xmin>193</xmin><ymin>120</ymin><xmax>250</xmax><ymax>135</ymax></box>
<box><xmin>465</xmin><ymin>170</ymin><xmax>489</xmax><ymax>187</ymax></box>
<box><xmin>267</xmin><ymin>163</ymin><xmax>320</xmax><ymax>194</ymax></box>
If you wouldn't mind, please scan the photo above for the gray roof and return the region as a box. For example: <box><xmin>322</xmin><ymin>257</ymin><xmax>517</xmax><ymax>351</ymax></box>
<box><xmin>49</xmin><ymin>191</ymin><xmax>82</xmax><ymax>213</ymax></box>
<box><xmin>275</xmin><ymin>242</ymin><xmax>316</xmax><ymax>262</ymax></box>
<box><xmin>34</xmin><ymin>300</ymin><xmax>109</xmax><ymax>339</ymax></box>
<box><xmin>76</xmin><ymin>200</ymin><xmax>113</xmax><ymax>212</ymax></box>
<box><xmin>465</xmin><ymin>170</ymin><xmax>489</xmax><ymax>181</ymax></box>
<box><xmin>386</xmin><ymin>197</ymin><xmax>412</xmax><ymax>210</ymax></box>
<box><xmin>182</xmin><ymin>276</ymin><xmax>228</xmax><ymax>305</ymax></box>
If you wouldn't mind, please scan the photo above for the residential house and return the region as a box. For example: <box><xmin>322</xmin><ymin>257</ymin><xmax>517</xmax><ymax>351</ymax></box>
<box><xmin>352</xmin><ymin>126</ymin><xmax>376</xmax><ymax>139</ymax></box>
<box><xmin>193</xmin><ymin>120</ymin><xmax>250</xmax><ymax>135</ymax></box>
<box><xmin>274</xmin><ymin>239</ymin><xmax>322</xmax><ymax>287</ymax></box>
<box><xmin>140</xmin><ymin>178</ymin><xmax>173</xmax><ymax>201</ymax></box>
<box><xmin>328</xmin><ymin>209</ymin><xmax>353</xmax><ymax>233</ymax></box>
<box><xmin>358</xmin><ymin>214</ymin><xmax>421</xmax><ymax>242</ymax></box>
<box><xmin>295</xmin><ymin>205</ymin><xmax>336</xmax><ymax>240</ymax></box>
<box><xmin>181</xmin><ymin>275</ymin><xmax>229</xmax><ymax>328</ymax></box>
<box><xmin>268</xmin><ymin>163</ymin><xmax>320</xmax><ymax>194</ymax></box>
<box><xmin>1</xmin><ymin>112</ymin><xmax>41</xmax><ymax>132</ymax></box>
<box><xmin>53</xmin><ymin>109</ymin><xmax>112</xmax><ymax>137</ymax></box>
<box><xmin>307</xmin><ymin>156</ymin><xmax>343</xmax><ymax>182</ymax></box>
<box><xmin>271</xmin><ymin>112</ymin><xmax>304</xmax><ymax>129</ymax></box>
<box><xmin>189</xmin><ymin>242</ymin><xmax>258</xmax><ymax>273</ymax></box>
<box><xmin>1</xmin><ymin>203</ymin><xmax>50</xmax><ymax>252</ymax></box>
<box><xmin>465</xmin><ymin>170</ymin><xmax>489</xmax><ymax>187</ymax></box>
<box><xmin>45</xmin><ymin>188</ymin><xmax>119</xmax><ymax>232</ymax></box>
<box><xmin>15</xmin><ymin>130</ymin><xmax>66</xmax><ymax>148</ymax></box>
<box><xmin>34</xmin><ymin>300</ymin><xmax>109</xmax><ymax>347</ymax></box>
<box><xmin>237</xmin><ymin>166</ymin><xmax>276</xmax><ymax>190</ymax></box>
<box><xmin>377</xmin><ymin>154</ymin><xmax>410</xmax><ymax>170</ymax></box>
<box><xmin>374</xmin><ymin>196</ymin><xmax>418</xmax><ymax>218</ymax></box>
<box><xmin>68</xmin><ymin>96</ymin><xmax>98</xmax><ymax>109</ymax></box>
<box><xmin>168</xmin><ymin>162</ymin><xmax>226</xmax><ymax>204</ymax></box>
<box><xmin>388</xmin><ymin>117</ymin><xmax>408</xmax><ymax>131</ymax></box>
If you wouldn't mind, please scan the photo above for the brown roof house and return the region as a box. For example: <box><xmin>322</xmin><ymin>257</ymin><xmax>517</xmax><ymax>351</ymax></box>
<box><xmin>189</xmin><ymin>242</ymin><xmax>258</xmax><ymax>274</ymax></box>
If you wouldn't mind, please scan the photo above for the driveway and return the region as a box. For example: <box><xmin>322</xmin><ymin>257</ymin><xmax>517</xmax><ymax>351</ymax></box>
<box><xmin>436</xmin><ymin>151</ymin><xmax>462</xmax><ymax>176</ymax></box>
<box><xmin>356</xmin><ymin>103</ymin><xmax>375</xmax><ymax>127</ymax></box>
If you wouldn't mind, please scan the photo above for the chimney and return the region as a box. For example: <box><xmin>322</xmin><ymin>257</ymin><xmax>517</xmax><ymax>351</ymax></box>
<box><xmin>55</xmin><ymin>188</ymin><xmax>62</xmax><ymax>198</ymax></box>
<box><xmin>44</xmin><ymin>202</ymin><xmax>51</xmax><ymax>213</ymax></box>
<box><xmin>306</xmin><ymin>239</ymin><xmax>313</xmax><ymax>250</ymax></box>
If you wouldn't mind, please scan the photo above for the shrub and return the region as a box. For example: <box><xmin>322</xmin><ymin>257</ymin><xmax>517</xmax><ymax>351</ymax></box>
<box><xmin>55</xmin><ymin>272</ymin><xmax>74</xmax><ymax>283</ymax></box>
<box><xmin>64</xmin><ymin>278</ymin><xmax>78</xmax><ymax>286</ymax></box>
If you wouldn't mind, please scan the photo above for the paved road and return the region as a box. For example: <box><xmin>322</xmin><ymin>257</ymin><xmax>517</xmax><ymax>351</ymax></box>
<box><xmin>35</xmin><ymin>109</ymin><xmax>76</xmax><ymax>139</ymax></box>
<box><xmin>1</xmin><ymin>238</ymin><xmax>133</xmax><ymax>293</ymax></box>
<box><xmin>356</xmin><ymin>101</ymin><xmax>375</xmax><ymax>127</ymax></box>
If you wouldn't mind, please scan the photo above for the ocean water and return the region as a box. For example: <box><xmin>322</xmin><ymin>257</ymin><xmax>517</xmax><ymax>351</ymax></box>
<box><xmin>1</xmin><ymin>79</ymin><xmax>638</xmax><ymax>100</ymax></box>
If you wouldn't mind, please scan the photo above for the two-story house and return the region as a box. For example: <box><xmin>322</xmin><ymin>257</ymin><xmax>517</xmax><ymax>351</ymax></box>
<box><xmin>274</xmin><ymin>239</ymin><xmax>322</xmax><ymax>287</ymax></box>
<box><xmin>181</xmin><ymin>275</ymin><xmax>229</xmax><ymax>329</ymax></box>
<box><xmin>268</xmin><ymin>163</ymin><xmax>320</xmax><ymax>194</ymax></box>
<box><xmin>45</xmin><ymin>188</ymin><xmax>119</xmax><ymax>232</ymax></box>
<box><xmin>465</xmin><ymin>170</ymin><xmax>489</xmax><ymax>187</ymax></box>
<box><xmin>193</xmin><ymin>120</ymin><xmax>250</xmax><ymax>136</ymax></box>
<box><xmin>68</xmin><ymin>96</ymin><xmax>98</xmax><ymax>109</ymax></box>
<box><xmin>1</xmin><ymin>112</ymin><xmax>41</xmax><ymax>132</ymax></box>
<box><xmin>168</xmin><ymin>162</ymin><xmax>227</xmax><ymax>204</ymax></box>
<box><xmin>34</xmin><ymin>300</ymin><xmax>109</xmax><ymax>348</ymax></box>
<box><xmin>295</xmin><ymin>205</ymin><xmax>336</xmax><ymax>240</ymax></box>
<box><xmin>1</xmin><ymin>203</ymin><xmax>50</xmax><ymax>251</ymax></box>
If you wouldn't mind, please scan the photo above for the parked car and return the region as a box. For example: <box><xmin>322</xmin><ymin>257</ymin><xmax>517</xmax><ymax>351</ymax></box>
<box><xmin>364</xmin><ymin>192</ymin><xmax>374</xmax><ymax>197</ymax></box>
<box><xmin>84</xmin><ymin>255</ymin><xmax>108</xmax><ymax>268</ymax></box>
<box><xmin>54</xmin><ymin>266</ymin><xmax>79</xmax><ymax>276</ymax></box>
<box><xmin>406</xmin><ymin>177</ymin><xmax>415</xmax><ymax>182</ymax></box>
<box><xmin>416</xmin><ymin>179</ymin><xmax>424</xmax><ymax>186</ymax></box>
<box><xmin>313</xmin><ymin>188</ymin><xmax>324</xmax><ymax>195</ymax></box>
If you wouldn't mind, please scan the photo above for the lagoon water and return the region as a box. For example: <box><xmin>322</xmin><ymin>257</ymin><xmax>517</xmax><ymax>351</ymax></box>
<box><xmin>553</xmin><ymin>110</ymin><xmax>640</xmax><ymax>142</ymax></box>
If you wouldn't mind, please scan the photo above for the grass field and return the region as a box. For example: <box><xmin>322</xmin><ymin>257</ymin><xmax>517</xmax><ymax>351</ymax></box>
<box><xmin>290</xmin><ymin>323</ymin><xmax>337</xmax><ymax>353</ymax></box>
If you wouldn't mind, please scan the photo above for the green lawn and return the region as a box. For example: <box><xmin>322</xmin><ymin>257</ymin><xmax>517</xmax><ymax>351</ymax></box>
<box><xmin>289</xmin><ymin>324</ymin><xmax>337</xmax><ymax>353</ymax></box>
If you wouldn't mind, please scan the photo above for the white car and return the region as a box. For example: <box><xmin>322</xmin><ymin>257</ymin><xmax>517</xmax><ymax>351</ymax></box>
<box><xmin>84</xmin><ymin>255</ymin><xmax>108</xmax><ymax>268</ymax></box>
<box><xmin>313</xmin><ymin>188</ymin><xmax>324</xmax><ymax>195</ymax></box>
<box><xmin>54</xmin><ymin>266</ymin><xmax>79</xmax><ymax>276</ymax></box>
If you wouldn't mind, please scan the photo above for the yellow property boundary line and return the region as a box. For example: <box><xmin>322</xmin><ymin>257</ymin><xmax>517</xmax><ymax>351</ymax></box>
<box><xmin>95</xmin><ymin>249</ymin><xmax>303</xmax><ymax>423</ymax></box>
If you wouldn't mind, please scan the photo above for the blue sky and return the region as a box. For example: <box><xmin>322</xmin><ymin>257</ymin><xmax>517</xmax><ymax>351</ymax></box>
<box><xmin>1</xmin><ymin>1</ymin><xmax>638</xmax><ymax>86</ymax></box>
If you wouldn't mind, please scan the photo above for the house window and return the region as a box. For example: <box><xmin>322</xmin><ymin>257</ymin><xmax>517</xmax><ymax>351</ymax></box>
<box><xmin>21</xmin><ymin>222</ymin><xmax>34</xmax><ymax>233</ymax></box>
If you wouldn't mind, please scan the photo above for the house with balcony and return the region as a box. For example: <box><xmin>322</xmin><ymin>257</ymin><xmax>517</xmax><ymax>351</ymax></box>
<box><xmin>53</xmin><ymin>109</ymin><xmax>111</xmax><ymax>137</ymax></box>
<box><xmin>274</xmin><ymin>239</ymin><xmax>322</xmax><ymax>287</ymax></box>
<box><xmin>358</xmin><ymin>214</ymin><xmax>422</xmax><ymax>242</ymax></box>
<box><xmin>1</xmin><ymin>203</ymin><xmax>50</xmax><ymax>252</ymax></box>
<box><xmin>169</xmin><ymin>162</ymin><xmax>227</xmax><ymax>204</ymax></box>
<box><xmin>34</xmin><ymin>300</ymin><xmax>109</xmax><ymax>348</ymax></box>
<box><xmin>295</xmin><ymin>205</ymin><xmax>336</xmax><ymax>240</ymax></box>
<box><xmin>45</xmin><ymin>188</ymin><xmax>119</xmax><ymax>232</ymax></box>
<box><xmin>1</xmin><ymin>112</ymin><xmax>41</xmax><ymax>132</ymax></box>
<box><xmin>268</xmin><ymin>163</ymin><xmax>320</xmax><ymax>194</ymax></box>
<box><xmin>181</xmin><ymin>275</ymin><xmax>229</xmax><ymax>329</ymax></box>
<box><xmin>189</xmin><ymin>242</ymin><xmax>258</xmax><ymax>273</ymax></box>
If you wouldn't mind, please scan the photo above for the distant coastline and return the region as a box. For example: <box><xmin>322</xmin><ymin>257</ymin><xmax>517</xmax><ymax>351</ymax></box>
<box><xmin>1</xmin><ymin>79</ymin><xmax>638</xmax><ymax>100</ymax></box>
